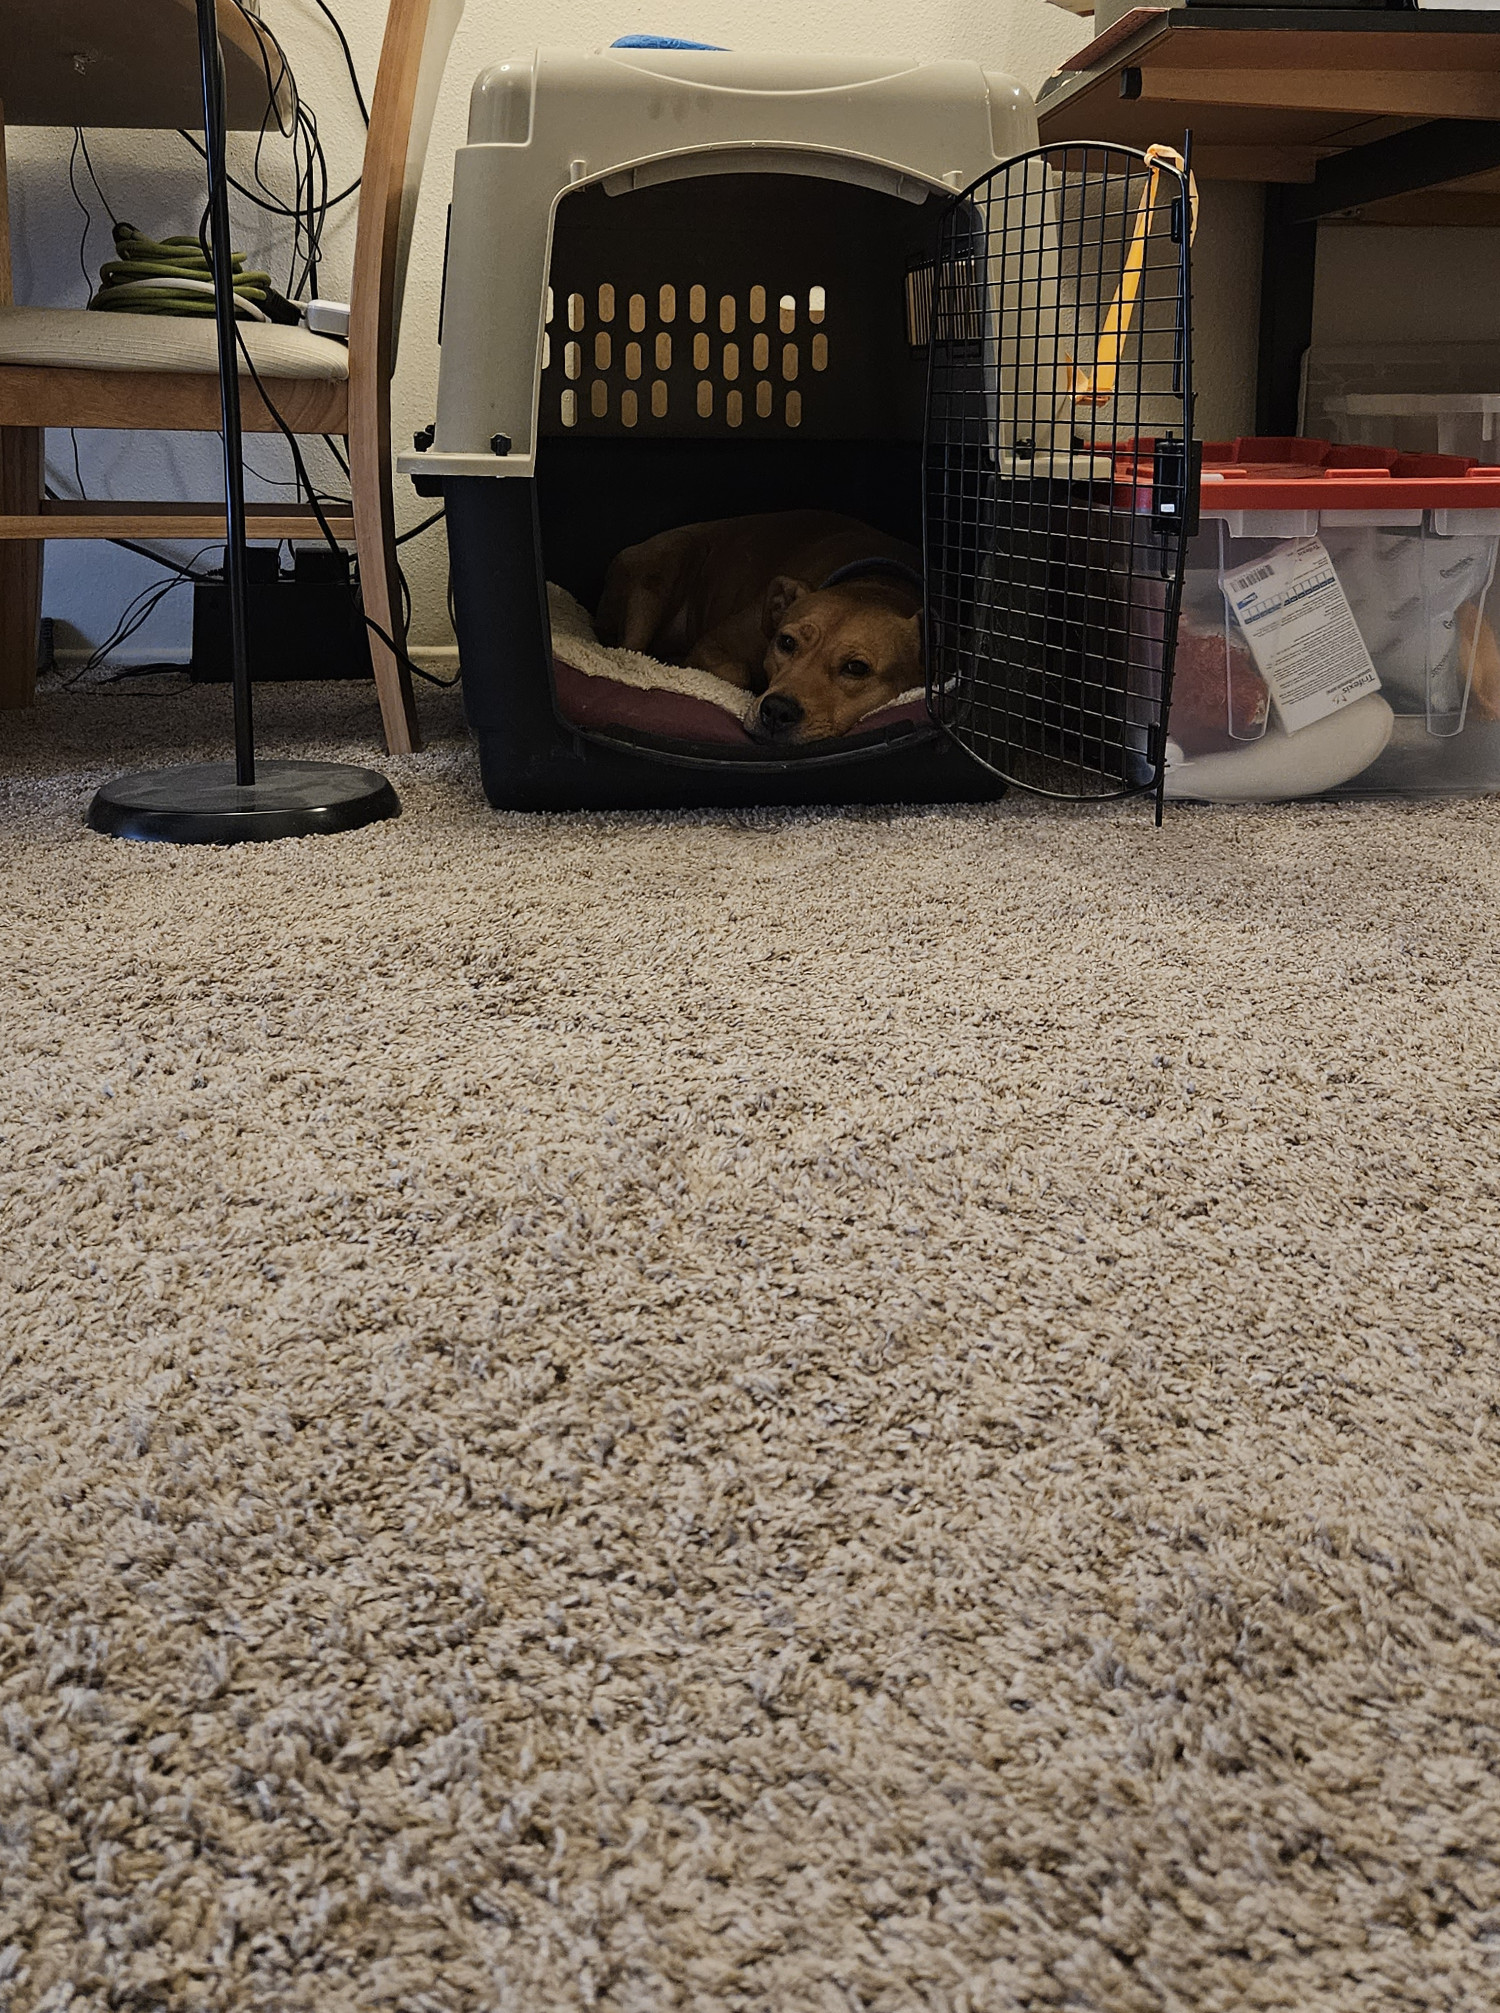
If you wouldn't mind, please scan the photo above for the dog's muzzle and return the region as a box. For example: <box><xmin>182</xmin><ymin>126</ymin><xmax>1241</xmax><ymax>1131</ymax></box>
<box><xmin>749</xmin><ymin>691</ymin><xmax>804</xmax><ymax>742</ymax></box>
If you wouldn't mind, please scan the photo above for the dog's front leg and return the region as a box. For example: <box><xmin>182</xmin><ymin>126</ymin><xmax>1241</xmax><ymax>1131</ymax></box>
<box><xmin>688</xmin><ymin>609</ymin><xmax>767</xmax><ymax>691</ymax></box>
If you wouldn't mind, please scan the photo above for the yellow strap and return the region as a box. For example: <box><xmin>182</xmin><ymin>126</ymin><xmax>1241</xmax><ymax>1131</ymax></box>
<box><xmin>1068</xmin><ymin>145</ymin><xmax>1198</xmax><ymax>409</ymax></box>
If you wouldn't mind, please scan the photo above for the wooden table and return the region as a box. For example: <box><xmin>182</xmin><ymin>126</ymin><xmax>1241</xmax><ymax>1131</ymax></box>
<box><xmin>1037</xmin><ymin>7</ymin><xmax>1500</xmax><ymax>431</ymax></box>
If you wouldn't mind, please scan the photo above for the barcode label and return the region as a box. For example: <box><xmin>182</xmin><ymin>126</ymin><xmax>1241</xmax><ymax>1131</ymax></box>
<box><xmin>1221</xmin><ymin>536</ymin><xmax>1380</xmax><ymax>733</ymax></box>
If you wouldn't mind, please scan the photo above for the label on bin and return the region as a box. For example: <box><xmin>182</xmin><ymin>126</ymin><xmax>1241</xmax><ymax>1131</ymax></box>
<box><xmin>1220</xmin><ymin>536</ymin><xmax>1381</xmax><ymax>734</ymax></box>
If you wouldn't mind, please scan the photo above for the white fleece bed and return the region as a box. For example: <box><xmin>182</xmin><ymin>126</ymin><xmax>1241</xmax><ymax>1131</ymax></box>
<box><xmin>547</xmin><ymin>585</ymin><xmax>927</xmax><ymax>738</ymax></box>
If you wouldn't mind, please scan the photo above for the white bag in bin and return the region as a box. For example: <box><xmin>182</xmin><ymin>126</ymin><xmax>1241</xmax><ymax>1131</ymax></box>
<box><xmin>1320</xmin><ymin>528</ymin><xmax>1499</xmax><ymax>715</ymax></box>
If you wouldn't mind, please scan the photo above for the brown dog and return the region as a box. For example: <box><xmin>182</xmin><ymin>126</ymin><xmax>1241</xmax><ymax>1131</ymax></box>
<box><xmin>595</xmin><ymin>510</ymin><xmax>924</xmax><ymax>743</ymax></box>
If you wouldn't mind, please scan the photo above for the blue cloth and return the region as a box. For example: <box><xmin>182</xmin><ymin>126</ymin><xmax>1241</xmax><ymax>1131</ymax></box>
<box><xmin>610</xmin><ymin>34</ymin><xmax>728</xmax><ymax>49</ymax></box>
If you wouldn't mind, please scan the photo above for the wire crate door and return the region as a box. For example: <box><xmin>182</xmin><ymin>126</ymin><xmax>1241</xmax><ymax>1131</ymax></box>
<box><xmin>924</xmin><ymin>144</ymin><xmax>1194</xmax><ymax>800</ymax></box>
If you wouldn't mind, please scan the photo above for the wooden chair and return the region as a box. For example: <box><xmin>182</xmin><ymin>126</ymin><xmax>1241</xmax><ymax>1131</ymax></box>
<box><xmin>0</xmin><ymin>0</ymin><xmax>462</xmax><ymax>754</ymax></box>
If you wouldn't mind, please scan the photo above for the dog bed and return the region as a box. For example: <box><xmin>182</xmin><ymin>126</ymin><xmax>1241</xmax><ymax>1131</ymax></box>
<box><xmin>547</xmin><ymin>585</ymin><xmax>932</xmax><ymax>748</ymax></box>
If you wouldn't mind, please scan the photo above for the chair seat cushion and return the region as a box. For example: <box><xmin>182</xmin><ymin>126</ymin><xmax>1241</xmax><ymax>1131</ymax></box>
<box><xmin>0</xmin><ymin>307</ymin><xmax>350</xmax><ymax>381</ymax></box>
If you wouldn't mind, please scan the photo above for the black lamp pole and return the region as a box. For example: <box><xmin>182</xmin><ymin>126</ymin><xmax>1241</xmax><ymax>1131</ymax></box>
<box><xmin>195</xmin><ymin>0</ymin><xmax>254</xmax><ymax>786</ymax></box>
<box><xmin>86</xmin><ymin>0</ymin><xmax>400</xmax><ymax>843</ymax></box>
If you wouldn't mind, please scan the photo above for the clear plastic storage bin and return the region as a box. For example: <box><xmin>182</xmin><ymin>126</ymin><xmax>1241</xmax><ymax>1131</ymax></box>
<box><xmin>1165</xmin><ymin>438</ymin><xmax>1500</xmax><ymax>801</ymax></box>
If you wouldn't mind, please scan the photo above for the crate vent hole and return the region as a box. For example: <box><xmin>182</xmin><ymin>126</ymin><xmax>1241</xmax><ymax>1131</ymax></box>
<box><xmin>544</xmin><ymin>278</ymin><xmax>831</xmax><ymax>430</ymax></box>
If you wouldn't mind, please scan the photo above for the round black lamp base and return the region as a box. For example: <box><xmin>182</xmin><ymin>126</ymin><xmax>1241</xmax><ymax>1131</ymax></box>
<box><xmin>87</xmin><ymin>758</ymin><xmax>401</xmax><ymax>845</ymax></box>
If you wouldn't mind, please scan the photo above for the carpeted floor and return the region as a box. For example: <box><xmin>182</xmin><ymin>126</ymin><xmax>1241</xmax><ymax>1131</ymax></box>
<box><xmin>4</xmin><ymin>676</ymin><xmax>1500</xmax><ymax>2013</ymax></box>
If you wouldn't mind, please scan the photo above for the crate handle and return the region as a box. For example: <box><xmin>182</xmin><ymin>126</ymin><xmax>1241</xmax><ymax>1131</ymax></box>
<box><xmin>1066</xmin><ymin>144</ymin><xmax>1197</xmax><ymax>411</ymax></box>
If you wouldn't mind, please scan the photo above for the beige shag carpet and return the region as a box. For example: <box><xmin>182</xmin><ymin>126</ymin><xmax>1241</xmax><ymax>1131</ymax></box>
<box><xmin>4</xmin><ymin>675</ymin><xmax>1500</xmax><ymax>2013</ymax></box>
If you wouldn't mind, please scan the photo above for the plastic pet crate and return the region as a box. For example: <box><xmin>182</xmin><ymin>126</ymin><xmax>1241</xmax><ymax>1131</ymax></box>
<box><xmin>401</xmin><ymin>51</ymin><xmax>1200</xmax><ymax>813</ymax></box>
<box><xmin>399</xmin><ymin>47</ymin><xmax>1040</xmax><ymax>810</ymax></box>
<box><xmin>1166</xmin><ymin>437</ymin><xmax>1500</xmax><ymax>801</ymax></box>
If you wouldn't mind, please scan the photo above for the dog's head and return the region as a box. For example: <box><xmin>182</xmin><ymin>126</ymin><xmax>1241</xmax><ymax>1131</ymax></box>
<box><xmin>747</xmin><ymin>575</ymin><xmax>923</xmax><ymax>745</ymax></box>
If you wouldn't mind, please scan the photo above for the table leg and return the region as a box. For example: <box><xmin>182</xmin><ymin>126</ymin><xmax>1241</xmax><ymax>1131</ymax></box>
<box><xmin>0</xmin><ymin>425</ymin><xmax>44</xmax><ymax>708</ymax></box>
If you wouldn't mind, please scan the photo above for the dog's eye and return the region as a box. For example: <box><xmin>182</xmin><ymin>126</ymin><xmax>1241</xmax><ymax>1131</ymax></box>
<box><xmin>775</xmin><ymin>632</ymin><xmax>797</xmax><ymax>656</ymax></box>
<box><xmin>842</xmin><ymin>658</ymin><xmax>873</xmax><ymax>680</ymax></box>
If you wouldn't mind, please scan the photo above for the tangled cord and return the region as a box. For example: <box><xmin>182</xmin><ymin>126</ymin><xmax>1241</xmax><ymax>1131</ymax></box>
<box><xmin>60</xmin><ymin>0</ymin><xmax>452</xmax><ymax>685</ymax></box>
<box><xmin>88</xmin><ymin>221</ymin><xmax>277</xmax><ymax>321</ymax></box>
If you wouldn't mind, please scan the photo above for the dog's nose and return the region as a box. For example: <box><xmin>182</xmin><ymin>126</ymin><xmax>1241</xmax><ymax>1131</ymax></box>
<box><xmin>757</xmin><ymin>692</ymin><xmax>804</xmax><ymax>737</ymax></box>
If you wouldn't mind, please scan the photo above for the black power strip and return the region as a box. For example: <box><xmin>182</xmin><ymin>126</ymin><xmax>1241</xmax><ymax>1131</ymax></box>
<box><xmin>189</xmin><ymin>545</ymin><xmax>373</xmax><ymax>683</ymax></box>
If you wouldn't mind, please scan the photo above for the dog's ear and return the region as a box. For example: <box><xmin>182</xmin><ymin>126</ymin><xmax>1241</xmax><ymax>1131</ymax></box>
<box><xmin>763</xmin><ymin>575</ymin><xmax>811</xmax><ymax>637</ymax></box>
<box><xmin>907</xmin><ymin>608</ymin><xmax>925</xmax><ymax>669</ymax></box>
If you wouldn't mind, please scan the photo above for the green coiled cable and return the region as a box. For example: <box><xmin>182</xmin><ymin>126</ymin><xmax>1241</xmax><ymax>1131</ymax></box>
<box><xmin>89</xmin><ymin>222</ymin><xmax>275</xmax><ymax>320</ymax></box>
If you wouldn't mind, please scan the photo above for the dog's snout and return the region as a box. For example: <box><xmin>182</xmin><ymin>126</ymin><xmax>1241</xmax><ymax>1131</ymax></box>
<box><xmin>757</xmin><ymin>692</ymin><xmax>804</xmax><ymax>736</ymax></box>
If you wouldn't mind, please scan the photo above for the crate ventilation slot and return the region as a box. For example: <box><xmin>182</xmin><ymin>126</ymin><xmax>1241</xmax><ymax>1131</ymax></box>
<box><xmin>544</xmin><ymin>282</ymin><xmax>827</xmax><ymax>431</ymax></box>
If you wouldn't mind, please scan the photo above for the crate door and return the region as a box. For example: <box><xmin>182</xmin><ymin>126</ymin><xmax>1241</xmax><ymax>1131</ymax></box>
<box><xmin>923</xmin><ymin>144</ymin><xmax>1195</xmax><ymax>802</ymax></box>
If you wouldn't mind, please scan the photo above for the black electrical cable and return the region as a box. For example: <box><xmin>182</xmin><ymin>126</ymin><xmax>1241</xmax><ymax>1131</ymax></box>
<box><xmin>43</xmin><ymin>475</ymin><xmax>222</xmax><ymax>581</ymax></box>
<box><xmin>109</xmin><ymin>536</ymin><xmax>219</xmax><ymax>582</ymax></box>
<box><xmin>307</xmin><ymin>0</ymin><xmax>370</xmax><ymax>125</ymax></box>
<box><xmin>65</xmin><ymin>546</ymin><xmax>217</xmax><ymax>683</ymax></box>
<box><xmin>233</xmin><ymin>324</ymin><xmax>458</xmax><ymax>687</ymax></box>
<box><xmin>176</xmin><ymin>131</ymin><xmax>360</xmax><ymax>223</ymax></box>
<box><xmin>66</xmin><ymin>132</ymin><xmax>96</xmax><ymax>302</ymax></box>
<box><xmin>81</xmin><ymin>585</ymin><xmax>182</xmax><ymax>675</ymax></box>
<box><xmin>217</xmin><ymin>0</ymin><xmax>340</xmax><ymax>298</ymax></box>
<box><xmin>233</xmin><ymin>0</ymin><xmax>297</xmax><ymax>136</ymax></box>
<box><xmin>75</xmin><ymin>129</ymin><xmax>118</xmax><ymax>226</ymax></box>
<box><xmin>395</xmin><ymin>506</ymin><xmax>445</xmax><ymax>546</ymax></box>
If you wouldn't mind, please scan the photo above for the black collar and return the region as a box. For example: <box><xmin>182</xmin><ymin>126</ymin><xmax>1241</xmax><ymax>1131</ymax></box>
<box><xmin>819</xmin><ymin>557</ymin><xmax>924</xmax><ymax>597</ymax></box>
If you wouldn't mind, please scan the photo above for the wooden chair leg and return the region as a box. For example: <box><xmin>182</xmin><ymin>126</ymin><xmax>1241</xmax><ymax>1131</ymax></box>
<box><xmin>0</xmin><ymin>425</ymin><xmax>43</xmax><ymax>710</ymax></box>
<box><xmin>349</xmin><ymin>421</ymin><xmax>420</xmax><ymax>756</ymax></box>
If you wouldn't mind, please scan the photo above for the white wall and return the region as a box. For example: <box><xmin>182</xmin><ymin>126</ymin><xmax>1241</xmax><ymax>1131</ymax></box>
<box><xmin>1185</xmin><ymin>177</ymin><xmax>1261</xmax><ymax>443</ymax></box>
<box><xmin>13</xmin><ymin>0</ymin><xmax>1284</xmax><ymax>665</ymax></box>
<box><xmin>1314</xmin><ymin>224</ymin><xmax>1500</xmax><ymax>347</ymax></box>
